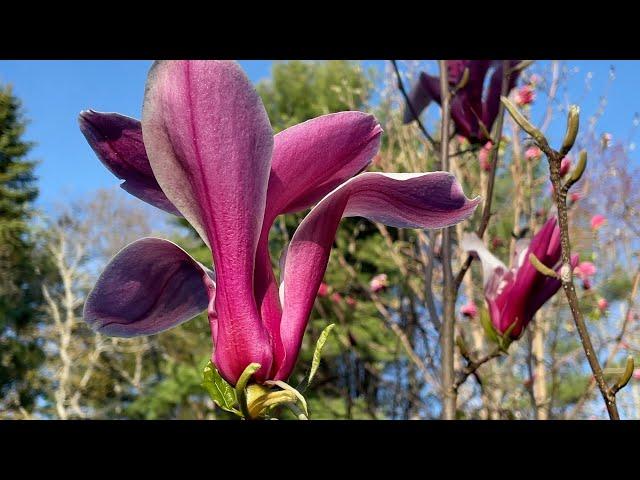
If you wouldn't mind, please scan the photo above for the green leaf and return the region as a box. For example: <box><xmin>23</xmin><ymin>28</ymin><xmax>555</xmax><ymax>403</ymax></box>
<box><xmin>201</xmin><ymin>361</ymin><xmax>239</xmax><ymax>415</ymax></box>
<box><xmin>499</xmin><ymin>320</ymin><xmax>518</xmax><ymax>352</ymax></box>
<box><xmin>308</xmin><ymin>323</ymin><xmax>336</xmax><ymax>386</ymax></box>
<box><xmin>479</xmin><ymin>309</ymin><xmax>499</xmax><ymax>345</ymax></box>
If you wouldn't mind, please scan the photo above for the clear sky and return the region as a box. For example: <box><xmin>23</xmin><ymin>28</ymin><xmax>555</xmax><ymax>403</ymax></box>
<box><xmin>1</xmin><ymin>60</ymin><xmax>639</xmax><ymax>212</ymax></box>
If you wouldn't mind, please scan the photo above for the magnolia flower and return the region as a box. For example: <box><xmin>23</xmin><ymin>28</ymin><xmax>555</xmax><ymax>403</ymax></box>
<box><xmin>514</xmin><ymin>85</ymin><xmax>535</xmax><ymax>106</ymax></box>
<box><xmin>79</xmin><ymin>61</ymin><xmax>480</xmax><ymax>386</ymax></box>
<box><xmin>575</xmin><ymin>261</ymin><xmax>596</xmax><ymax>277</ymax></box>
<box><xmin>570</xmin><ymin>192</ymin><xmax>582</xmax><ymax>203</ymax></box>
<box><xmin>591</xmin><ymin>214</ymin><xmax>606</xmax><ymax>230</ymax></box>
<box><xmin>574</xmin><ymin>261</ymin><xmax>596</xmax><ymax>290</ymax></box>
<box><xmin>369</xmin><ymin>273</ymin><xmax>388</xmax><ymax>293</ymax></box>
<box><xmin>345</xmin><ymin>296</ymin><xmax>357</xmax><ymax>308</ymax></box>
<box><xmin>462</xmin><ymin>218</ymin><xmax>578</xmax><ymax>339</ymax></box>
<box><xmin>525</xmin><ymin>146</ymin><xmax>542</xmax><ymax>160</ymax></box>
<box><xmin>528</xmin><ymin>74</ymin><xmax>542</xmax><ymax>87</ymax></box>
<box><xmin>479</xmin><ymin>141</ymin><xmax>492</xmax><ymax>171</ymax></box>
<box><xmin>560</xmin><ymin>157</ymin><xmax>571</xmax><ymax>177</ymax></box>
<box><xmin>460</xmin><ymin>301</ymin><xmax>478</xmax><ymax>319</ymax></box>
<box><xmin>403</xmin><ymin>60</ymin><xmax>522</xmax><ymax>144</ymax></box>
<box><xmin>597</xmin><ymin>298</ymin><xmax>609</xmax><ymax>313</ymax></box>
<box><xmin>633</xmin><ymin>369</ymin><xmax>640</xmax><ymax>381</ymax></box>
<box><xmin>317</xmin><ymin>282</ymin><xmax>330</xmax><ymax>297</ymax></box>
<box><xmin>491</xmin><ymin>237</ymin><xmax>505</xmax><ymax>249</ymax></box>
<box><xmin>330</xmin><ymin>292</ymin><xmax>343</xmax><ymax>304</ymax></box>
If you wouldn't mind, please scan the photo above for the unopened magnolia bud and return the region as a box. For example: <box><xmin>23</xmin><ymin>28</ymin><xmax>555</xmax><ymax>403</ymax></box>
<box><xmin>501</xmin><ymin>96</ymin><xmax>545</xmax><ymax>144</ymax></box>
<box><xmin>570</xmin><ymin>150</ymin><xmax>587</xmax><ymax>184</ymax></box>
<box><xmin>614</xmin><ymin>356</ymin><xmax>635</xmax><ymax>392</ymax></box>
<box><xmin>560</xmin><ymin>105</ymin><xmax>580</xmax><ymax>155</ymax></box>
<box><xmin>529</xmin><ymin>253</ymin><xmax>560</xmax><ymax>279</ymax></box>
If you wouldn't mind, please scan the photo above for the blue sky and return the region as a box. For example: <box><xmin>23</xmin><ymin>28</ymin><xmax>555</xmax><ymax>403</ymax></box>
<box><xmin>1</xmin><ymin>60</ymin><xmax>639</xmax><ymax>212</ymax></box>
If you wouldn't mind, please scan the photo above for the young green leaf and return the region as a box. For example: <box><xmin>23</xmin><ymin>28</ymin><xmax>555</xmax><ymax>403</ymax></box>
<box><xmin>308</xmin><ymin>323</ymin><xmax>336</xmax><ymax>386</ymax></box>
<box><xmin>480</xmin><ymin>310</ymin><xmax>500</xmax><ymax>345</ymax></box>
<box><xmin>202</xmin><ymin>361</ymin><xmax>240</xmax><ymax>415</ymax></box>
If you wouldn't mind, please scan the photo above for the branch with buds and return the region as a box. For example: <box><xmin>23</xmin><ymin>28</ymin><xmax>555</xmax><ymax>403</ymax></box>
<box><xmin>502</xmin><ymin>96</ymin><xmax>633</xmax><ymax>420</ymax></box>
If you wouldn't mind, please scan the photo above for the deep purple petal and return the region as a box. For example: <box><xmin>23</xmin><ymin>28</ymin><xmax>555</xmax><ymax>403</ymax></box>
<box><xmin>83</xmin><ymin>238</ymin><xmax>214</xmax><ymax>337</ymax></box>
<box><xmin>275</xmin><ymin>172</ymin><xmax>480</xmax><ymax>380</ymax></box>
<box><xmin>482</xmin><ymin>60</ymin><xmax>521</xmax><ymax>134</ymax></box>
<box><xmin>78</xmin><ymin>110</ymin><xmax>181</xmax><ymax>216</ymax></box>
<box><xmin>402</xmin><ymin>73</ymin><xmax>436</xmax><ymax>124</ymax></box>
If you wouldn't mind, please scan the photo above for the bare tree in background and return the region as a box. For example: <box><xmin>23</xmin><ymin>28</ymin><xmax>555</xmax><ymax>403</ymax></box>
<box><xmin>36</xmin><ymin>188</ymin><xmax>162</xmax><ymax>419</ymax></box>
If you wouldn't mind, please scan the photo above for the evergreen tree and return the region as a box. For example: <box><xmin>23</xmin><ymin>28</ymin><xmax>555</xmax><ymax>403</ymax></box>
<box><xmin>0</xmin><ymin>84</ymin><xmax>44</xmax><ymax>415</ymax></box>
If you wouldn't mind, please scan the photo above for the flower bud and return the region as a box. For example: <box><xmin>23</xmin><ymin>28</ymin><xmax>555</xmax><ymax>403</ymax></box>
<box><xmin>560</xmin><ymin>105</ymin><xmax>580</xmax><ymax>155</ymax></box>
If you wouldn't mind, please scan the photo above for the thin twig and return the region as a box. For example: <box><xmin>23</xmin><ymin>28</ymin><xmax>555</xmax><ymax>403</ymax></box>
<box><xmin>453</xmin><ymin>349</ymin><xmax>502</xmax><ymax>392</ymax></box>
<box><xmin>454</xmin><ymin>61</ymin><xmax>512</xmax><ymax>293</ymax></box>
<box><xmin>535</xmin><ymin>127</ymin><xmax>620</xmax><ymax>420</ymax></box>
<box><xmin>390</xmin><ymin>60</ymin><xmax>437</xmax><ymax>147</ymax></box>
<box><xmin>568</xmin><ymin>264</ymin><xmax>640</xmax><ymax>419</ymax></box>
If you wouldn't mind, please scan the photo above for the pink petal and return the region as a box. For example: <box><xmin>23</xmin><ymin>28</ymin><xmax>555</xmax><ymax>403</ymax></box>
<box><xmin>252</xmin><ymin>112</ymin><xmax>383</xmax><ymax>373</ymax></box>
<box><xmin>142</xmin><ymin>60</ymin><xmax>275</xmax><ymax>383</ymax></box>
<box><xmin>266</xmin><ymin>111</ymin><xmax>383</xmax><ymax>219</ymax></box>
<box><xmin>275</xmin><ymin>172</ymin><xmax>480</xmax><ymax>380</ymax></box>
<box><xmin>83</xmin><ymin>238</ymin><xmax>214</xmax><ymax>337</ymax></box>
<box><xmin>78</xmin><ymin>110</ymin><xmax>180</xmax><ymax>216</ymax></box>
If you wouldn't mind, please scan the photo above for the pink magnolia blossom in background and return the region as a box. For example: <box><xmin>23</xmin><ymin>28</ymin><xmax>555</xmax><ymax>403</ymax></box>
<box><xmin>317</xmin><ymin>282</ymin><xmax>330</xmax><ymax>297</ymax></box>
<box><xmin>330</xmin><ymin>292</ymin><xmax>343</xmax><ymax>304</ymax></box>
<box><xmin>345</xmin><ymin>296</ymin><xmax>357</xmax><ymax>308</ymax></box>
<box><xmin>560</xmin><ymin>156</ymin><xmax>571</xmax><ymax>177</ymax></box>
<box><xmin>460</xmin><ymin>301</ymin><xmax>478</xmax><ymax>319</ymax></box>
<box><xmin>479</xmin><ymin>141</ymin><xmax>492</xmax><ymax>171</ymax></box>
<box><xmin>491</xmin><ymin>237</ymin><xmax>505</xmax><ymax>249</ymax></box>
<box><xmin>514</xmin><ymin>85</ymin><xmax>535</xmax><ymax>106</ymax></box>
<box><xmin>570</xmin><ymin>192</ymin><xmax>582</xmax><ymax>203</ymax></box>
<box><xmin>591</xmin><ymin>214</ymin><xmax>606</xmax><ymax>230</ymax></box>
<box><xmin>574</xmin><ymin>261</ymin><xmax>597</xmax><ymax>290</ymax></box>
<box><xmin>597</xmin><ymin>298</ymin><xmax>609</xmax><ymax>313</ymax></box>
<box><xmin>456</xmin><ymin>135</ymin><xmax>469</xmax><ymax>146</ymax></box>
<box><xmin>462</xmin><ymin>217</ymin><xmax>578</xmax><ymax>339</ymax></box>
<box><xmin>633</xmin><ymin>369</ymin><xmax>640</xmax><ymax>381</ymax></box>
<box><xmin>525</xmin><ymin>146</ymin><xmax>541</xmax><ymax>160</ymax></box>
<box><xmin>370</xmin><ymin>273</ymin><xmax>388</xmax><ymax>293</ymax></box>
<box><xmin>523</xmin><ymin>374</ymin><xmax>536</xmax><ymax>388</ymax></box>
<box><xmin>78</xmin><ymin>61</ymin><xmax>481</xmax><ymax>385</ymax></box>
<box><xmin>528</xmin><ymin>74</ymin><xmax>542</xmax><ymax>87</ymax></box>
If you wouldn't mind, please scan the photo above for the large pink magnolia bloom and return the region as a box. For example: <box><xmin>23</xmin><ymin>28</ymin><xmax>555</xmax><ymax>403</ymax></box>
<box><xmin>462</xmin><ymin>218</ymin><xmax>578</xmax><ymax>339</ymax></box>
<box><xmin>79</xmin><ymin>61</ymin><xmax>480</xmax><ymax>385</ymax></box>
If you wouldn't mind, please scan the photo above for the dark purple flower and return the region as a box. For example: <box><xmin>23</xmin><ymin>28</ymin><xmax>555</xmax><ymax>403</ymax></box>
<box><xmin>462</xmin><ymin>217</ymin><xmax>578</xmax><ymax>339</ymax></box>
<box><xmin>403</xmin><ymin>60</ymin><xmax>522</xmax><ymax>144</ymax></box>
